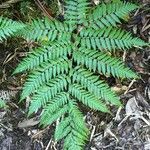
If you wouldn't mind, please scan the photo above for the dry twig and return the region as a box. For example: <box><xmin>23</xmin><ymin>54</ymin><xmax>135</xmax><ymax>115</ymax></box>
<box><xmin>0</xmin><ymin>0</ymin><xmax>22</xmax><ymax>8</ymax></box>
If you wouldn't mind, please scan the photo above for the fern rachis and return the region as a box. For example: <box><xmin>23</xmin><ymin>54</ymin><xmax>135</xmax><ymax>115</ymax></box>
<box><xmin>0</xmin><ymin>1</ymin><xmax>148</xmax><ymax>149</ymax></box>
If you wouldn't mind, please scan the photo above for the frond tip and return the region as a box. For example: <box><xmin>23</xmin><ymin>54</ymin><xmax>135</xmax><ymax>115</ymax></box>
<box><xmin>64</xmin><ymin>0</ymin><xmax>90</xmax><ymax>25</ymax></box>
<box><xmin>63</xmin><ymin>101</ymin><xmax>89</xmax><ymax>150</ymax></box>
<box><xmin>86</xmin><ymin>2</ymin><xmax>138</xmax><ymax>29</ymax></box>
<box><xmin>0</xmin><ymin>16</ymin><xmax>25</xmax><ymax>41</ymax></box>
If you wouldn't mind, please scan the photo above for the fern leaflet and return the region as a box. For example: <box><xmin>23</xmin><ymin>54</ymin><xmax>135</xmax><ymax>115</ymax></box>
<box><xmin>0</xmin><ymin>99</ymin><xmax>6</xmax><ymax>108</ymax></box>
<box><xmin>0</xmin><ymin>16</ymin><xmax>25</xmax><ymax>41</ymax></box>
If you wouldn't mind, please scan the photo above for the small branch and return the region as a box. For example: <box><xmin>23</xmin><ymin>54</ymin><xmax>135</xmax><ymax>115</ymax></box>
<box><xmin>34</xmin><ymin>0</ymin><xmax>53</xmax><ymax>19</ymax></box>
<box><xmin>45</xmin><ymin>139</ymin><xmax>52</xmax><ymax>150</ymax></box>
<box><xmin>124</xmin><ymin>79</ymin><xmax>136</xmax><ymax>95</ymax></box>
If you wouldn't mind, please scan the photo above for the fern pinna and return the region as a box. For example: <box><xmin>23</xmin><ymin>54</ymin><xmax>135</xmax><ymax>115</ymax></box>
<box><xmin>0</xmin><ymin>98</ymin><xmax>6</xmax><ymax>108</ymax></box>
<box><xmin>0</xmin><ymin>1</ymin><xmax>147</xmax><ymax>149</ymax></box>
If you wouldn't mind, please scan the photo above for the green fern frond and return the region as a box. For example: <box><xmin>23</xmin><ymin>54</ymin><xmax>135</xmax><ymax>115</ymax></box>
<box><xmin>0</xmin><ymin>16</ymin><xmax>25</xmax><ymax>41</ymax></box>
<box><xmin>64</xmin><ymin>0</ymin><xmax>90</xmax><ymax>26</ymax></box>
<box><xmin>69</xmin><ymin>84</ymin><xmax>109</xmax><ymax>112</ymax></box>
<box><xmin>64</xmin><ymin>133</ymin><xmax>84</xmax><ymax>150</ymax></box>
<box><xmin>41</xmin><ymin>104</ymin><xmax>68</xmax><ymax>126</ymax></box>
<box><xmin>20</xmin><ymin>18</ymin><xmax>72</xmax><ymax>41</ymax></box>
<box><xmin>0</xmin><ymin>99</ymin><xmax>6</xmax><ymax>108</ymax></box>
<box><xmin>13</xmin><ymin>41</ymin><xmax>73</xmax><ymax>74</ymax></box>
<box><xmin>44</xmin><ymin>92</ymin><xmax>69</xmax><ymax>113</ymax></box>
<box><xmin>69</xmin><ymin>101</ymin><xmax>88</xmax><ymax>131</ymax></box>
<box><xmin>63</xmin><ymin>100</ymin><xmax>89</xmax><ymax>150</ymax></box>
<box><xmin>74</xmin><ymin>48</ymin><xmax>138</xmax><ymax>79</ymax></box>
<box><xmin>21</xmin><ymin>58</ymin><xmax>70</xmax><ymax>100</ymax></box>
<box><xmin>79</xmin><ymin>27</ymin><xmax>147</xmax><ymax>51</ymax></box>
<box><xmin>73</xmin><ymin>67</ymin><xmax>121</xmax><ymax>106</ymax></box>
<box><xmin>55</xmin><ymin>117</ymin><xmax>71</xmax><ymax>140</ymax></box>
<box><xmin>28</xmin><ymin>76</ymin><xmax>69</xmax><ymax>115</ymax></box>
<box><xmin>86</xmin><ymin>2</ymin><xmax>138</xmax><ymax>29</ymax></box>
<box><xmin>37</xmin><ymin>92</ymin><xmax>69</xmax><ymax>124</ymax></box>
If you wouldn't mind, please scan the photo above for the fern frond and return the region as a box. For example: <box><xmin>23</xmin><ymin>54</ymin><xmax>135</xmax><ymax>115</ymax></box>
<box><xmin>14</xmin><ymin>41</ymin><xmax>73</xmax><ymax>74</ymax></box>
<box><xmin>86</xmin><ymin>2</ymin><xmax>138</xmax><ymax>29</ymax></box>
<box><xmin>20</xmin><ymin>18</ymin><xmax>72</xmax><ymax>41</ymax></box>
<box><xmin>41</xmin><ymin>99</ymin><xmax>89</xmax><ymax>149</ymax></box>
<box><xmin>69</xmin><ymin>84</ymin><xmax>109</xmax><ymax>112</ymax></box>
<box><xmin>0</xmin><ymin>16</ymin><xmax>25</xmax><ymax>41</ymax></box>
<box><xmin>64</xmin><ymin>0</ymin><xmax>90</xmax><ymax>26</ymax></box>
<box><xmin>21</xmin><ymin>58</ymin><xmax>70</xmax><ymax>100</ymax></box>
<box><xmin>64</xmin><ymin>100</ymin><xmax>89</xmax><ymax>150</ymax></box>
<box><xmin>0</xmin><ymin>99</ymin><xmax>6</xmax><ymax>108</ymax></box>
<box><xmin>41</xmin><ymin>104</ymin><xmax>68</xmax><ymax>126</ymax></box>
<box><xmin>64</xmin><ymin>133</ymin><xmax>83</xmax><ymax>150</ymax></box>
<box><xmin>55</xmin><ymin>117</ymin><xmax>71</xmax><ymax>141</ymax></box>
<box><xmin>38</xmin><ymin>92</ymin><xmax>69</xmax><ymax>125</ymax></box>
<box><xmin>28</xmin><ymin>76</ymin><xmax>68</xmax><ymax>115</ymax></box>
<box><xmin>69</xmin><ymin>101</ymin><xmax>88</xmax><ymax>132</ymax></box>
<box><xmin>79</xmin><ymin>27</ymin><xmax>147</xmax><ymax>51</ymax></box>
<box><xmin>74</xmin><ymin>48</ymin><xmax>138</xmax><ymax>79</ymax></box>
<box><xmin>73</xmin><ymin>67</ymin><xmax>121</xmax><ymax>106</ymax></box>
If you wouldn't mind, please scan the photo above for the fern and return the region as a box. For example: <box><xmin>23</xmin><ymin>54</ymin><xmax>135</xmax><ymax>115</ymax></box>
<box><xmin>20</xmin><ymin>18</ymin><xmax>73</xmax><ymax>41</ymax></box>
<box><xmin>1</xmin><ymin>1</ymin><xmax>148</xmax><ymax>149</ymax></box>
<box><xmin>13</xmin><ymin>41</ymin><xmax>72</xmax><ymax>74</ymax></box>
<box><xmin>0</xmin><ymin>98</ymin><xmax>6</xmax><ymax>108</ymax></box>
<box><xmin>79</xmin><ymin>27</ymin><xmax>146</xmax><ymax>50</ymax></box>
<box><xmin>74</xmin><ymin>48</ymin><xmax>138</xmax><ymax>78</ymax></box>
<box><xmin>85</xmin><ymin>2</ymin><xmax>138</xmax><ymax>29</ymax></box>
<box><xmin>72</xmin><ymin>67</ymin><xmax>121</xmax><ymax>106</ymax></box>
<box><xmin>64</xmin><ymin>0</ymin><xmax>90</xmax><ymax>25</ymax></box>
<box><xmin>20</xmin><ymin>58</ymin><xmax>70</xmax><ymax>100</ymax></box>
<box><xmin>0</xmin><ymin>16</ymin><xmax>25</xmax><ymax>41</ymax></box>
<box><xmin>69</xmin><ymin>84</ymin><xmax>109</xmax><ymax>112</ymax></box>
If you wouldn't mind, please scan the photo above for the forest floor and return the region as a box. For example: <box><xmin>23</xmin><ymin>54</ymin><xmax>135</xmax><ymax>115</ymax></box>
<box><xmin>0</xmin><ymin>0</ymin><xmax>150</xmax><ymax>150</ymax></box>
